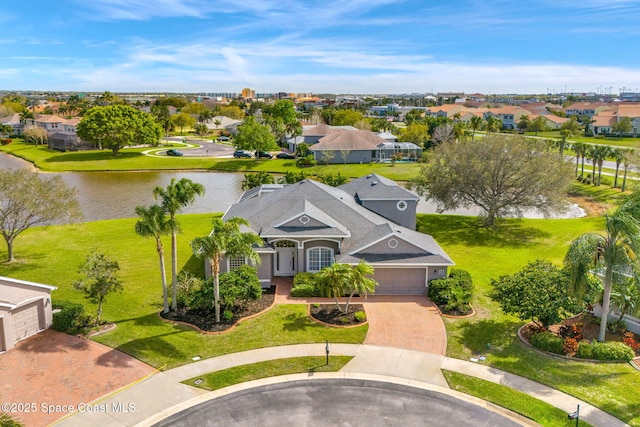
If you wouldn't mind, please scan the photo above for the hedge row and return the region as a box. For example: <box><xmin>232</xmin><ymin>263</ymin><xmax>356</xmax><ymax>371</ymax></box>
<box><xmin>530</xmin><ymin>331</ymin><xmax>635</xmax><ymax>361</ymax></box>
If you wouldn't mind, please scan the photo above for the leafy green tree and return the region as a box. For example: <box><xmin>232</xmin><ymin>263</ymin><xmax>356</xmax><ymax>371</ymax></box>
<box><xmin>490</xmin><ymin>260</ymin><xmax>579</xmax><ymax>328</ymax></box>
<box><xmin>151</xmin><ymin>104</ymin><xmax>171</xmax><ymax>137</ymax></box>
<box><xmin>278</xmin><ymin>170</ymin><xmax>307</xmax><ymax>184</ymax></box>
<box><xmin>0</xmin><ymin>123</ymin><xmax>13</xmax><ymax>137</ymax></box>
<box><xmin>170</xmin><ymin>112</ymin><xmax>196</xmax><ymax>135</ymax></box>
<box><xmin>0</xmin><ymin>169</ymin><xmax>81</xmax><ymax>262</ymax></box>
<box><xmin>218</xmin><ymin>265</ymin><xmax>262</xmax><ymax>311</ymax></box>
<box><xmin>216</xmin><ymin>105</ymin><xmax>245</xmax><ymax>120</ymax></box>
<box><xmin>399</xmin><ymin>123</ymin><xmax>430</xmax><ymax>147</ymax></box>
<box><xmin>332</xmin><ymin>109</ymin><xmax>364</xmax><ymax>126</ymax></box>
<box><xmin>564</xmin><ymin>200</ymin><xmax>640</xmax><ymax>342</ymax></box>
<box><xmin>181</xmin><ymin>102</ymin><xmax>208</xmax><ymax>116</ymax></box>
<box><xmin>153</xmin><ymin>178</ymin><xmax>205</xmax><ymax>311</ymax></box>
<box><xmin>190</xmin><ymin>217</ymin><xmax>262</xmax><ymax>322</ymax></box>
<box><xmin>612</xmin><ymin>117</ymin><xmax>633</xmax><ymax>138</ymax></box>
<box><xmin>135</xmin><ymin>204</ymin><xmax>172</xmax><ymax>314</ymax></box>
<box><xmin>517</xmin><ymin>115</ymin><xmax>530</xmax><ymax>133</ymax></box>
<box><xmin>241</xmin><ymin>171</ymin><xmax>275</xmax><ymax>190</ymax></box>
<box><xmin>73</xmin><ymin>252</ymin><xmax>124</xmax><ymax>325</ymax></box>
<box><xmin>611</xmin><ymin>275</ymin><xmax>640</xmax><ymax>324</ymax></box>
<box><xmin>77</xmin><ymin>105</ymin><xmax>162</xmax><ymax>156</ymax></box>
<box><xmin>528</xmin><ymin>116</ymin><xmax>547</xmax><ymax>136</ymax></box>
<box><xmin>295</xmin><ymin>143</ymin><xmax>311</xmax><ymax>158</ymax></box>
<box><xmin>320</xmin><ymin>150</ymin><xmax>336</xmax><ymax>165</ymax></box>
<box><xmin>410</xmin><ymin>135</ymin><xmax>573</xmax><ymax>226</ymax></box>
<box><xmin>404</xmin><ymin>109</ymin><xmax>424</xmax><ymax>124</ymax></box>
<box><xmin>234</xmin><ymin>116</ymin><xmax>278</xmax><ymax>158</ymax></box>
<box><xmin>317</xmin><ymin>172</ymin><xmax>347</xmax><ymax>187</ymax></box>
<box><xmin>155</xmin><ymin>96</ymin><xmax>188</xmax><ymax>109</ymax></box>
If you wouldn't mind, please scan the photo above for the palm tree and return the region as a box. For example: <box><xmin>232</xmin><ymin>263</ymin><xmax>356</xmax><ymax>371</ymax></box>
<box><xmin>622</xmin><ymin>149</ymin><xmax>633</xmax><ymax>192</ymax></box>
<box><xmin>469</xmin><ymin>116</ymin><xmax>484</xmax><ymax>142</ymax></box>
<box><xmin>587</xmin><ymin>145</ymin><xmax>597</xmax><ymax>184</ymax></box>
<box><xmin>135</xmin><ymin>205</ymin><xmax>172</xmax><ymax>313</ymax></box>
<box><xmin>345</xmin><ymin>261</ymin><xmax>377</xmax><ymax>314</ymax></box>
<box><xmin>316</xmin><ymin>263</ymin><xmax>353</xmax><ymax>313</ymax></box>
<box><xmin>190</xmin><ymin>217</ymin><xmax>262</xmax><ymax>322</ymax></box>
<box><xmin>564</xmin><ymin>206</ymin><xmax>640</xmax><ymax>342</ymax></box>
<box><xmin>153</xmin><ymin>178</ymin><xmax>205</xmax><ymax>311</ymax></box>
<box><xmin>485</xmin><ymin>116</ymin><xmax>501</xmax><ymax>135</ymax></box>
<box><xmin>572</xmin><ymin>142</ymin><xmax>588</xmax><ymax>177</ymax></box>
<box><xmin>611</xmin><ymin>275</ymin><xmax>640</xmax><ymax>324</ymax></box>
<box><xmin>611</xmin><ymin>148</ymin><xmax>625</xmax><ymax>188</ymax></box>
<box><xmin>592</xmin><ymin>145</ymin><xmax>611</xmax><ymax>186</ymax></box>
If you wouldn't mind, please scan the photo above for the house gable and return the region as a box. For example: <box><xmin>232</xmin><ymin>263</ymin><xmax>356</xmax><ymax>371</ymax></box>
<box><xmin>351</xmin><ymin>234</ymin><xmax>427</xmax><ymax>257</ymax></box>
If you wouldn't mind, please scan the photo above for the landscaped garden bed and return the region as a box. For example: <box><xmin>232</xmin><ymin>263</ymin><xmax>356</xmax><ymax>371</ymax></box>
<box><xmin>519</xmin><ymin>312</ymin><xmax>640</xmax><ymax>362</ymax></box>
<box><xmin>161</xmin><ymin>287</ymin><xmax>275</xmax><ymax>333</ymax></box>
<box><xmin>309</xmin><ymin>304</ymin><xmax>366</xmax><ymax>326</ymax></box>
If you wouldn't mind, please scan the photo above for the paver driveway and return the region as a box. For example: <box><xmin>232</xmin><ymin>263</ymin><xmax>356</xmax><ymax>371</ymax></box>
<box><xmin>274</xmin><ymin>278</ymin><xmax>446</xmax><ymax>355</ymax></box>
<box><xmin>0</xmin><ymin>329</ymin><xmax>154</xmax><ymax>427</ymax></box>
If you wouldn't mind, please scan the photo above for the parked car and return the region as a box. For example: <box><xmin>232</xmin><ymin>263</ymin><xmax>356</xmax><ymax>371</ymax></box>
<box><xmin>166</xmin><ymin>149</ymin><xmax>183</xmax><ymax>156</ymax></box>
<box><xmin>217</xmin><ymin>136</ymin><xmax>231</xmax><ymax>142</ymax></box>
<box><xmin>255</xmin><ymin>151</ymin><xmax>273</xmax><ymax>159</ymax></box>
<box><xmin>233</xmin><ymin>150</ymin><xmax>252</xmax><ymax>158</ymax></box>
<box><xmin>276</xmin><ymin>152</ymin><xmax>296</xmax><ymax>159</ymax></box>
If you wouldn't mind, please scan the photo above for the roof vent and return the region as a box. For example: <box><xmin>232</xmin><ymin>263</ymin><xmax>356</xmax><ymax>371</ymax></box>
<box><xmin>367</xmin><ymin>174</ymin><xmax>373</xmax><ymax>178</ymax></box>
<box><xmin>371</xmin><ymin>181</ymin><xmax>378</xmax><ymax>186</ymax></box>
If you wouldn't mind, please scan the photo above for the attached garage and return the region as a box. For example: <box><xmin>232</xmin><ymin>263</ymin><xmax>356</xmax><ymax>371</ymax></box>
<box><xmin>0</xmin><ymin>276</ymin><xmax>56</xmax><ymax>353</ymax></box>
<box><xmin>372</xmin><ymin>267</ymin><xmax>427</xmax><ymax>295</ymax></box>
<box><xmin>12</xmin><ymin>301</ymin><xmax>44</xmax><ymax>342</ymax></box>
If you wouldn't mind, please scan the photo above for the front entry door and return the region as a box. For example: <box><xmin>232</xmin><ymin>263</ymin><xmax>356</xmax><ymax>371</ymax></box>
<box><xmin>275</xmin><ymin>247</ymin><xmax>296</xmax><ymax>276</ymax></box>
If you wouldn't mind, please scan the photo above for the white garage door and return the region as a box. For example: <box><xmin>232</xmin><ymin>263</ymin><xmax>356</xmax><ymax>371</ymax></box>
<box><xmin>373</xmin><ymin>268</ymin><xmax>427</xmax><ymax>295</ymax></box>
<box><xmin>12</xmin><ymin>302</ymin><xmax>42</xmax><ymax>342</ymax></box>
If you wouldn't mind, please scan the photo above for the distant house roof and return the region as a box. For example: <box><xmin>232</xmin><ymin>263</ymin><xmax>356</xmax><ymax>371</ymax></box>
<box><xmin>0</xmin><ymin>114</ymin><xmax>21</xmax><ymax>125</ymax></box>
<box><xmin>302</xmin><ymin>124</ymin><xmax>358</xmax><ymax>136</ymax></box>
<box><xmin>34</xmin><ymin>114</ymin><xmax>66</xmax><ymax>124</ymax></box>
<box><xmin>593</xmin><ymin>112</ymin><xmax>616</xmax><ymax>127</ymax></box>
<box><xmin>205</xmin><ymin>115</ymin><xmax>242</xmax><ymax>129</ymax></box>
<box><xmin>542</xmin><ymin>115</ymin><xmax>569</xmax><ymax>125</ymax></box>
<box><xmin>311</xmin><ymin>129</ymin><xmax>385</xmax><ymax>151</ymax></box>
<box><xmin>377</xmin><ymin>131</ymin><xmax>398</xmax><ymax>141</ymax></box>
<box><xmin>617</xmin><ymin>104</ymin><xmax>640</xmax><ymax>118</ymax></box>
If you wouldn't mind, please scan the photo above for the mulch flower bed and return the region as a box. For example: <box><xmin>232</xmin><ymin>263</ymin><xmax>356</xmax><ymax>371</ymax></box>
<box><xmin>520</xmin><ymin>312</ymin><xmax>640</xmax><ymax>359</ymax></box>
<box><xmin>161</xmin><ymin>288</ymin><xmax>275</xmax><ymax>333</ymax></box>
<box><xmin>309</xmin><ymin>304</ymin><xmax>366</xmax><ymax>326</ymax></box>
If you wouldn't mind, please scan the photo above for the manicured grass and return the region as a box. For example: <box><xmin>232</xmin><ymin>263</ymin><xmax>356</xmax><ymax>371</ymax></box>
<box><xmin>0</xmin><ymin>214</ymin><xmax>367</xmax><ymax>369</ymax></box>
<box><xmin>422</xmin><ymin>213</ymin><xmax>640</xmax><ymax>426</ymax></box>
<box><xmin>184</xmin><ymin>356</ymin><xmax>353</xmax><ymax>391</ymax></box>
<box><xmin>0</xmin><ymin>139</ymin><xmax>419</xmax><ymax>181</ymax></box>
<box><xmin>443</xmin><ymin>371</ymin><xmax>593</xmax><ymax>427</ymax></box>
<box><xmin>525</xmin><ymin>131</ymin><xmax>640</xmax><ymax>148</ymax></box>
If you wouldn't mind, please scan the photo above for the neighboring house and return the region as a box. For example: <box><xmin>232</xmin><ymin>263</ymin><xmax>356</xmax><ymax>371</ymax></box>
<box><xmin>208</xmin><ymin>175</ymin><xmax>454</xmax><ymax>295</ymax></box>
<box><xmin>539</xmin><ymin>114</ymin><xmax>569</xmax><ymax>130</ymax></box>
<box><xmin>287</xmin><ymin>124</ymin><xmax>357</xmax><ymax>152</ymax></box>
<box><xmin>616</xmin><ymin>104</ymin><xmax>640</xmax><ymax>135</ymax></box>
<box><xmin>0</xmin><ymin>276</ymin><xmax>56</xmax><ymax>352</ymax></box>
<box><xmin>591</xmin><ymin>111</ymin><xmax>616</xmax><ymax>135</ymax></box>
<box><xmin>35</xmin><ymin>115</ymin><xmax>95</xmax><ymax>151</ymax></box>
<box><xmin>0</xmin><ymin>113</ymin><xmax>22</xmax><ymax>135</ymax></box>
<box><xmin>483</xmin><ymin>106</ymin><xmax>530</xmax><ymax>130</ymax></box>
<box><xmin>564</xmin><ymin>102</ymin><xmax>612</xmax><ymax>118</ymax></box>
<box><xmin>204</xmin><ymin>115</ymin><xmax>242</xmax><ymax>132</ymax></box>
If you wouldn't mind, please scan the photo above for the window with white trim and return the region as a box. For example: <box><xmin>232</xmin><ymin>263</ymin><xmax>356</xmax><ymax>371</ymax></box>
<box><xmin>228</xmin><ymin>256</ymin><xmax>248</xmax><ymax>271</ymax></box>
<box><xmin>306</xmin><ymin>247</ymin><xmax>333</xmax><ymax>272</ymax></box>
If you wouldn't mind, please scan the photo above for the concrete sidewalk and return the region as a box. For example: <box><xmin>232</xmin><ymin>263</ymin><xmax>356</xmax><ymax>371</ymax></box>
<box><xmin>53</xmin><ymin>344</ymin><xmax>630</xmax><ymax>427</ymax></box>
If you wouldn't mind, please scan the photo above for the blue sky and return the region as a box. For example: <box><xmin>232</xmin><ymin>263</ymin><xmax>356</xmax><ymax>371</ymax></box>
<box><xmin>1</xmin><ymin>0</ymin><xmax>639</xmax><ymax>94</ymax></box>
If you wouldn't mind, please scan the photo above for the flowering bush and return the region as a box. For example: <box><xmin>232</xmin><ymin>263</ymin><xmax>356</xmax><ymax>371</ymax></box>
<box><xmin>563</xmin><ymin>337</ymin><xmax>579</xmax><ymax>357</ymax></box>
<box><xmin>623</xmin><ymin>332</ymin><xmax>639</xmax><ymax>352</ymax></box>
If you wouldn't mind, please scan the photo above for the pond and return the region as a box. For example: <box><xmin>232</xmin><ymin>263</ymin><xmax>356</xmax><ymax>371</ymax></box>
<box><xmin>0</xmin><ymin>153</ymin><xmax>584</xmax><ymax>222</ymax></box>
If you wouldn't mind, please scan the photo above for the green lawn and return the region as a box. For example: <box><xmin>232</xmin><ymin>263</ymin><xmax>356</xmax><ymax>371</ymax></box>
<box><xmin>443</xmin><ymin>371</ymin><xmax>593</xmax><ymax>427</ymax></box>
<box><xmin>524</xmin><ymin>131</ymin><xmax>640</xmax><ymax>149</ymax></box>
<box><xmin>0</xmin><ymin>214</ymin><xmax>366</xmax><ymax>369</ymax></box>
<box><xmin>0</xmin><ymin>139</ymin><xmax>419</xmax><ymax>181</ymax></box>
<box><xmin>421</xmin><ymin>211</ymin><xmax>640</xmax><ymax>426</ymax></box>
<box><xmin>185</xmin><ymin>356</ymin><xmax>353</xmax><ymax>391</ymax></box>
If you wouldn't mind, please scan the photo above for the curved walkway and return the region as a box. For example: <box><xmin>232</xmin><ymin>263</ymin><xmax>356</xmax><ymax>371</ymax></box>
<box><xmin>53</xmin><ymin>344</ymin><xmax>629</xmax><ymax>427</ymax></box>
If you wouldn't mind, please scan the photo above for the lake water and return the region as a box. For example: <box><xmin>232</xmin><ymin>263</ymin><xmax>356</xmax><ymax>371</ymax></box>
<box><xmin>0</xmin><ymin>153</ymin><xmax>584</xmax><ymax>222</ymax></box>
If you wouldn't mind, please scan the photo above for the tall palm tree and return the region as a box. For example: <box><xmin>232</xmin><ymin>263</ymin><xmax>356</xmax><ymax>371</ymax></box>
<box><xmin>592</xmin><ymin>145</ymin><xmax>612</xmax><ymax>186</ymax></box>
<box><xmin>153</xmin><ymin>178</ymin><xmax>205</xmax><ymax>311</ymax></box>
<box><xmin>190</xmin><ymin>217</ymin><xmax>262</xmax><ymax>322</ymax></box>
<box><xmin>316</xmin><ymin>263</ymin><xmax>353</xmax><ymax>313</ymax></box>
<box><xmin>345</xmin><ymin>261</ymin><xmax>377</xmax><ymax>314</ymax></box>
<box><xmin>469</xmin><ymin>116</ymin><xmax>485</xmax><ymax>142</ymax></box>
<box><xmin>587</xmin><ymin>145</ymin><xmax>597</xmax><ymax>184</ymax></box>
<box><xmin>611</xmin><ymin>148</ymin><xmax>626</xmax><ymax>188</ymax></box>
<box><xmin>622</xmin><ymin>149</ymin><xmax>633</xmax><ymax>192</ymax></box>
<box><xmin>135</xmin><ymin>205</ymin><xmax>172</xmax><ymax>314</ymax></box>
<box><xmin>564</xmin><ymin>206</ymin><xmax>640</xmax><ymax>342</ymax></box>
<box><xmin>572</xmin><ymin>142</ymin><xmax>588</xmax><ymax>177</ymax></box>
<box><xmin>485</xmin><ymin>116</ymin><xmax>501</xmax><ymax>135</ymax></box>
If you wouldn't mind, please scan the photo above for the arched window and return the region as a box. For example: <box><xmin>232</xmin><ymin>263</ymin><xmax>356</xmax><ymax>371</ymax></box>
<box><xmin>306</xmin><ymin>247</ymin><xmax>334</xmax><ymax>272</ymax></box>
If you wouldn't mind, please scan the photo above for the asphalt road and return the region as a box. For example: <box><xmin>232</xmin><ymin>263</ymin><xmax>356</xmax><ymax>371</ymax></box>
<box><xmin>153</xmin><ymin>379</ymin><xmax>524</xmax><ymax>427</ymax></box>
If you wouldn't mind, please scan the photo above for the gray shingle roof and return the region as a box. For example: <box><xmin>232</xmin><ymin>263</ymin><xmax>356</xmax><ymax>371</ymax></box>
<box><xmin>338</xmin><ymin>173</ymin><xmax>419</xmax><ymax>201</ymax></box>
<box><xmin>223</xmin><ymin>179</ymin><xmax>453</xmax><ymax>267</ymax></box>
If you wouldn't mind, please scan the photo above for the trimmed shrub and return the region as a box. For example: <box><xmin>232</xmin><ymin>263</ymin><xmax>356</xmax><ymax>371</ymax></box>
<box><xmin>586</xmin><ymin>341</ymin><xmax>635</xmax><ymax>361</ymax></box>
<box><xmin>530</xmin><ymin>332</ymin><xmax>564</xmax><ymax>355</ymax></box>
<box><xmin>428</xmin><ymin>268</ymin><xmax>473</xmax><ymax>313</ymax></box>
<box><xmin>291</xmin><ymin>272</ymin><xmax>322</xmax><ymax>297</ymax></box>
<box><xmin>354</xmin><ymin>311</ymin><xmax>366</xmax><ymax>322</ymax></box>
<box><xmin>576</xmin><ymin>342</ymin><xmax>593</xmax><ymax>359</ymax></box>
<box><xmin>51</xmin><ymin>300</ymin><xmax>86</xmax><ymax>332</ymax></box>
